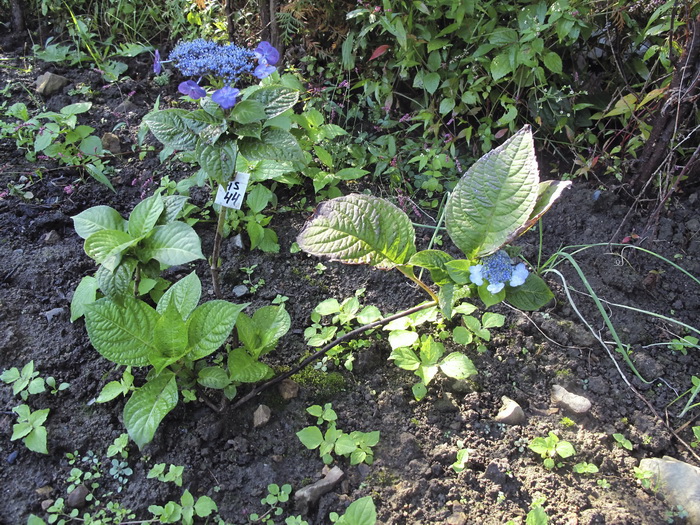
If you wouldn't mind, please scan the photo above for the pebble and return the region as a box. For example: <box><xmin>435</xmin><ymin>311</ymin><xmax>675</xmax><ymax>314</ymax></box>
<box><xmin>277</xmin><ymin>378</ymin><xmax>299</xmax><ymax>400</ymax></box>
<box><xmin>638</xmin><ymin>456</ymin><xmax>700</xmax><ymax>524</ymax></box>
<box><xmin>35</xmin><ymin>72</ymin><xmax>69</xmax><ymax>95</ymax></box>
<box><xmin>6</xmin><ymin>450</ymin><xmax>18</xmax><ymax>464</ymax></box>
<box><xmin>114</xmin><ymin>100</ymin><xmax>138</xmax><ymax>114</ymax></box>
<box><xmin>253</xmin><ymin>404</ymin><xmax>271</xmax><ymax>428</ymax></box>
<box><xmin>551</xmin><ymin>384</ymin><xmax>592</xmax><ymax>414</ymax></box>
<box><xmin>295</xmin><ymin>466</ymin><xmax>344</xmax><ymax>513</ymax></box>
<box><xmin>494</xmin><ymin>396</ymin><xmax>526</xmax><ymax>425</ymax></box>
<box><xmin>232</xmin><ymin>284</ymin><xmax>248</xmax><ymax>297</ymax></box>
<box><xmin>66</xmin><ymin>484</ymin><xmax>89</xmax><ymax>509</ymax></box>
<box><xmin>101</xmin><ymin>132</ymin><xmax>121</xmax><ymax>154</ymax></box>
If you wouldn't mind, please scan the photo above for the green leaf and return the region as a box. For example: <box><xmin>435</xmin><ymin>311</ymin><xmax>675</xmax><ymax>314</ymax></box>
<box><xmin>157</xmin><ymin>271</ymin><xmax>201</xmax><ymax>320</ymax></box>
<box><xmin>72</xmin><ymin>206</ymin><xmax>126</xmax><ymax>239</ymax></box>
<box><xmin>445</xmin><ymin>126</ymin><xmax>539</xmax><ymax>258</ymax></box>
<box><xmin>556</xmin><ymin>440</ymin><xmax>576</xmax><ymax>458</ymax></box>
<box><xmin>84</xmin><ymin>297</ymin><xmax>157</xmax><ymax>366</ymax></box>
<box><xmin>197</xmin><ymin>367</ymin><xmax>230</xmax><ymax>389</ymax></box>
<box><xmin>439</xmin><ymin>352</ymin><xmax>477</xmax><ymax>379</ymax></box>
<box><xmin>296</xmin><ymin>426</ymin><xmax>323</xmax><ymax>450</ymax></box>
<box><xmin>96</xmin><ymin>380</ymin><xmax>128</xmax><ymax>403</ymax></box>
<box><xmin>143</xmin><ymin>109</ymin><xmax>199</xmax><ymax>150</ymax></box>
<box><xmin>247</xmin><ymin>86</ymin><xmax>299</xmax><ymax>119</ymax></box>
<box><xmin>79</xmin><ymin>136</ymin><xmax>102</xmax><ymax>156</ymax></box>
<box><xmin>477</xmin><ymin>284</ymin><xmax>505</xmax><ymax>308</ymax></box>
<box><xmin>239</xmin><ymin>128</ymin><xmax>304</xmax><ymax>163</ymax></box>
<box><xmin>505</xmin><ymin>273</ymin><xmax>553</xmax><ymax>311</ymax></box>
<box><xmin>96</xmin><ymin>258</ymin><xmax>137</xmax><ymax>300</ymax></box>
<box><xmin>196</xmin><ymin>140</ymin><xmax>237</xmax><ymax>184</ymax></box>
<box><xmin>194</xmin><ymin>496</ymin><xmax>218</xmax><ymax>517</ymax></box>
<box><xmin>388</xmin><ymin>330</ymin><xmax>419</xmax><ymax>350</ymax></box>
<box><xmin>187</xmin><ymin>300</ymin><xmax>247</xmax><ymax>360</ymax></box>
<box><xmin>409</xmin><ymin>250</ymin><xmax>453</xmax><ymax>284</ymax></box>
<box><xmin>152</xmin><ymin>302</ymin><xmax>188</xmax><ymax>360</ymax></box>
<box><xmin>231</xmin><ymin>100</ymin><xmax>267</xmax><ymax>124</ymax></box>
<box><xmin>542</xmin><ymin>51</ymin><xmax>563</xmax><ymax>74</ymax></box>
<box><xmin>24</xmin><ymin>425</ymin><xmax>49</xmax><ymax>454</ymax></box>
<box><xmin>503</xmin><ymin>180</ymin><xmax>572</xmax><ymax>244</ymax></box>
<box><xmin>124</xmin><ymin>371</ymin><xmax>178</xmax><ymax>449</ymax></box>
<box><xmin>335</xmin><ymin>434</ymin><xmax>358</xmax><ymax>456</ymax></box>
<box><xmin>337</xmin><ymin>496</ymin><xmax>376</xmax><ymax>525</ymax></box>
<box><xmin>227</xmin><ymin>348</ymin><xmax>273</xmax><ymax>382</ymax></box>
<box><xmin>482</xmin><ymin>312</ymin><xmax>505</xmax><ymax>329</ymax></box>
<box><xmin>141</xmin><ymin>222</ymin><xmax>204</xmax><ymax>266</ymax></box>
<box><xmin>490</xmin><ymin>53</ymin><xmax>512</xmax><ymax>80</ymax></box>
<box><xmin>236</xmin><ymin>305</ymin><xmax>291</xmax><ymax>357</ymax></box>
<box><xmin>70</xmin><ymin>275</ymin><xmax>99</xmax><ymax>322</ymax></box>
<box><xmin>423</xmin><ymin>72</ymin><xmax>440</xmax><ymax>95</ymax></box>
<box><xmin>297</xmin><ymin>194</ymin><xmax>416</xmax><ymax>269</ymax></box>
<box><xmin>412</xmin><ymin>382</ymin><xmax>427</xmax><ymax>401</ymax></box>
<box><xmin>84</xmin><ymin>229</ymin><xmax>137</xmax><ymax>271</ymax></box>
<box><xmin>389</xmin><ymin>347</ymin><xmax>420</xmax><ymax>371</ymax></box>
<box><xmin>452</xmin><ymin>326</ymin><xmax>473</xmax><ymax>345</ymax></box>
<box><xmin>128</xmin><ymin>194</ymin><xmax>164</xmax><ymax>238</ymax></box>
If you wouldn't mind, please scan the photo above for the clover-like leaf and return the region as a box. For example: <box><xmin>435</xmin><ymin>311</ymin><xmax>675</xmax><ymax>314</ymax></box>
<box><xmin>445</xmin><ymin>126</ymin><xmax>539</xmax><ymax>258</ymax></box>
<box><xmin>297</xmin><ymin>194</ymin><xmax>416</xmax><ymax>269</ymax></box>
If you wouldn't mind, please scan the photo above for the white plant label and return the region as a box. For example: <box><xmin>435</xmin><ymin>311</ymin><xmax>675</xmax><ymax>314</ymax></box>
<box><xmin>215</xmin><ymin>172</ymin><xmax>250</xmax><ymax>210</ymax></box>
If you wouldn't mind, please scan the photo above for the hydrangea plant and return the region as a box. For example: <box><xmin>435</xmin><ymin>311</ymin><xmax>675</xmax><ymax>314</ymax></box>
<box><xmin>141</xmin><ymin>39</ymin><xmax>303</xmax><ymax>296</ymax></box>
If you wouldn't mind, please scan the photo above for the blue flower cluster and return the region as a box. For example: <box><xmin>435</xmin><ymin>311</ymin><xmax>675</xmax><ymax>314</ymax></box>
<box><xmin>169</xmin><ymin>39</ymin><xmax>256</xmax><ymax>85</ymax></box>
<box><xmin>469</xmin><ymin>250</ymin><xmax>529</xmax><ymax>294</ymax></box>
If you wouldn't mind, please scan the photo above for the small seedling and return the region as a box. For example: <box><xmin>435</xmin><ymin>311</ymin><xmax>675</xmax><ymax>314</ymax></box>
<box><xmin>669</xmin><ymin>335</ymin><xmax>698</xmax><ymax>355</ymax></box>
<box><xmin>11</xmin><ymin>404</ymin><xmax>49</xmax><ymax>454</ymax></box>
<box><xmin>249</xmin><ymin>484</ymin><xmax>292</xmax><ymax>524</ymax></box>
<box><xmin>451</xmin><ymin>441</ymin><xmax>472</xmax><ymax>473</ymax></box>
<box><xmin>634</xmin><ymin>466</ymin><xmax>655</xmax><ymax>489</ymax></box>
<box><xmin>240</xmin><ymin>264</ymin><xmax>266</xmax><ymax>294</ymax></box>
<box><xmin>106</xmin><ymin>433</ymin><xmax>129</xmax><ymax>459</ymax></box>
<box><xmin>1</xmin><ymin>361</ymin><xmax>68</xmax><ymax>400</ymax></box>
<box><xmin>148</xmin><ymin>463</ymin><xmax>185</xmax><ymax>487</ymax></box>
<box><xmin>572</xmin><ymin>462</ymin><xmax>599</xmax><ymax>474</ymax></box>
<box><xmin>108</xmin><ymin>459</ymin><xmax>133</xmax><ymax>490</ymax></box>
<box><xmin>560</xmin><ymin>416</ymin><xmax>576</xmax><ymax>428</ymax></box>
<box><xmin>597</xmin><ymin>478</ymin><xmax>611</xmax><ymax>489</ymax></box>
<box><xmin>613</xmin><ymin>433</ymin><xmax>633</xmax><ymax>451</ymax></box>
<box><xmin>528</xmin><ymin>432</ymin><xmax>576</xmax><ymax>469</ymax></box>
<box><xmin>691</xmin><ymin>426</ymin><xmax>700</xmax><ymax>448</ymax></box>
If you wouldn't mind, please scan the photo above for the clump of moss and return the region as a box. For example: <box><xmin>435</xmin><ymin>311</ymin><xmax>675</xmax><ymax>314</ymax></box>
<box><xmin>292</xmin><ymin>367</ymin><xmax>346</xmax><ymax>399</ymax></box>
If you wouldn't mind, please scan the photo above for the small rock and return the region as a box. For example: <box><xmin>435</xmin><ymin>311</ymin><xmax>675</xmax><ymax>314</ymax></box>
<box><xmin>638</xmin><ymin>456</ymin><xmax>700</xmax><ymax>524</ymax></box>
<box><xmin>114</xmin><ymin>100</ymin><xmax>138</xmax><ymax>114</ymax></box>
<box><xmin>587</xmin><ymin>376</ymin><xmax>609</xmax><ymax>395</ymax></box>
<box><xmin>42</xmin><ymin>230</ymin><xmax>61</xmax><ymax>244</ymax></box>
<box><xmin>445</xmin><ymin>512</ymin><xmax>468</xmax><ymax>525</ymax></box>
<box><xmin>253</xmin><ymin>405</ymin><xmax>271</xmax><ymax>428</ymax></box>
<box><xmin>551</xmin><ymin>384</ymin><xmax>592</xmax><ymax>414</ymax></box>
<box><xmin>101</xmin><ymin>132</ymin><xmax>121</xmax><ymax>154</ymax></box>
<box><xmin>434</xmin><ymin>393</ymin><xmax>459</xmax><ymax>413</ymax></box>
<box><xmin>295</xmin><ymin>466</ymin><xmax>344</xmax><ymax>513</ymax></box>
<box><xmin>277</xmin><ymin>379</ymin><xmax>299</xmax><ymax>400</ymax></box>
<box><xmin>232</xmin><ymin>284</ymin><xmax>248</xmax><ymax>297</ymax></box>
<box><xmin>41</xmin><ymin>499</ymin><xmax>54</xmax><ymax>511</ymax></box>
<box><xmin>66</xmin><ymin>484</ymin><xmax>90</xmax><ymax>509</ymax></box>
<box><xmin>450</xmin><ymin>379</ymin><xmax>476</xmax><ymax>395</ymax></box>
<box><xmin>231</xmin><ymin>234</ymin><xmax>244</xmax><ymax>249</ymax></box>
<box><xmin>7</xmin><ymin>450</ymin><xmax>18</xmax><ymax>464</ymax></box>
<box><xmin>35</xmin><ymin>486</ymin><xmax>53</xmax><ymax>497</ymax></box>
<box><xmin>494</xmin><ymin>396</ymin><xmax>526</xmax><ymax>425</ymax></box>
<box><xmin>36</xmin><ymin>72</ymin><xmax>69</xmax><ymax>95</ymax></box>
<box><xmin>42</xmin><ymin>307</ymin><xmax>65</xmax><ymax>322</ymax></box>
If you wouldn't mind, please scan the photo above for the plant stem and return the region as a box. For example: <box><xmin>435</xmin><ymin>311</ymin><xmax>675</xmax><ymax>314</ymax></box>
<box><xmin>210</xmin><ymin>206</ymin><xmax>227</xmax><ymax>299</ymax></box>
<box><xmin>230</xmin><ymin>300</ymin><xmax>438</xmax><ymax>410</ymax></box>
<box><xmin>396</xmin><ymin>265</ymin><xmax>439</xmax><ymax>302</ymax></box>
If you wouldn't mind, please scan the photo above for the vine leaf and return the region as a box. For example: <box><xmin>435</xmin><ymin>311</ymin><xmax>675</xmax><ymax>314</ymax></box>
<box><xmin>297</xmin><ymin>194</ymin><xmax>416</xmax><ymax>269</ymax></box>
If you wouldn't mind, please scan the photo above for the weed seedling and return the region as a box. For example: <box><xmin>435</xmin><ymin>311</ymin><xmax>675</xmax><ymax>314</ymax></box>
<box><xmin>528</xmin><ymin>432</ymin><xmax>576</xmax><ymax>469</ymax></box>
<box><xmin>10</xmin><ymin>405</ymin><xmax>49</xmax><ymax>454</ymax></box>
<box><xmin>572</xmin><ymin>462</ymin><xmax>599</xmax><ymax>474</ymax></box>
<box><xmin>613</xmin><ymin>433</ymin><xmax>633</xmax><ymax>451</ymax></box>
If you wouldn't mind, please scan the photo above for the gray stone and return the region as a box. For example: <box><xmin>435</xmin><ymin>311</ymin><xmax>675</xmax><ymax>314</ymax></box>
<box><xmin>295</xmin><ymin>466</ymin><xmax>344</xmax><ymax>513</ymax></box>
<box><xmin>494</xmin><ymin>396</ymin><xmax>526</xmax><ymax>425</ymax></box>
<box><xmin>277</xmin><ymin>378</ymin><xmax>299</xmax><ymax>400</ymax></box>
<box><xmin>232</xmin><ymin>284</ymin><xmax>248</xmax><ymax>297</ymax></box>
<box><xmin>445</xmin><ymin>511</ymin><xmax>468</xmax><ymax>525</ymax></box>
<box><xmin>253</xmin><ymin>404</ymin><xmax>271</xmax><ymax>428</ymax></box>
<box><xmin>551</xmin><ymin>384</ymin><xmax>592</xmax><ymax>414</ymax></box>
<box><xmin>36</xmin><ymin>72</ymin><xmax>69</xmax><ymax>95</ymax></box>
<box><xmin>482</xmin><ymin>458</ymin><xmax>510</xmax><ymax>485</ymax></box>
<box><xmin>101</xmin><ymin>132</ymin><xmax>121</xmax><ymax>154</ymax></box>
<box><xmin>42</xmin><ymin>230</ymin><xmax>61</xmax><ymax>244</ymax></box>
<box><xmin>66</xmin><ymin>484</ymin><xmax>89</xmax><ymax>509</ymax></box>
<box><xmin>639</xmin><ymin>456</ymin><xmax>700</xmax><ymax>524</ymax></box>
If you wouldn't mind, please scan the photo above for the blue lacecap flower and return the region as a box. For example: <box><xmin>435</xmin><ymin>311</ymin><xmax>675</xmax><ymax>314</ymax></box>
<box><xmin>212</xmin><ymin>86</ymin><xmax>240</xmax><ymax>109</ymax></box>
<box><xmin>169</xmin><ymin>39</ymin><xmax>256</xmax><ymax>84</ymax></box>
<box><xmin>178</xmin><ymin>80</ymin><xmax>206</xmax><ymax>100</ymax></box>
<box><xmin>469</xmin><ymin>250</ymin><xmax>529</xmax><ymax>294</ymax></box>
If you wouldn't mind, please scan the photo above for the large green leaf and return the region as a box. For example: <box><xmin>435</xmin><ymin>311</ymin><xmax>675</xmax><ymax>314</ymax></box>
<box><xmin>124</xmin><ymin>371</ymin><xmax>178</xmax><ymax>449</ymax></box>
<box><xmin>152</xmin><ymin>302</ymin><xmax>188</xmax><ymax>359</ymax></box>
<box><xmin>70</xmin><ymin>275</ymin><xmax>99</xmax><ymax>322</ymax></box>
<box><xmin>84</xmin><ymin>230</ymin><xmax>138</xmax><ymax>271</ymax></box>
<box><xmin>239</xmin><ymin>128</ymin><xmax>304</xmax><ymax>163</ymax></box>
<box><xmin>231</xmin><ymin>100</ymin><xmax>267</xmax><ymax>124</ymax></box>
<box><xmin>156</xmin><ymin>271</ymin><xmax>201</xmax><ymax>319</ymax></box>
<box><xmin>196</xmin><ymin>140</ymin><xmax>237</xmax><ymax>184</ymax></box>
<box><xmin>297</xmin><ymin>194</ymin><xmax>416</xmax><ymax>269</ymax></box>
<box><xmin>247</xmin><ymin>86</ymin><xmax>299</xmax><ymax>119</ymax></box>
<box><xmin>141</xmin><ymin>222</ymin><xmax>204</xmax><ymax>266</ymax></box>
<box><xmin>505</xmin><ymin>273</ymin><xmax>554</xmax><ymax>311</ymax></box>
<box><xmin>439</xmin><ymin>352</ymin><xmax>477</xmax><ymax>379</ymax></box>
<box><xmin>187</xmin><ymin>301</ymin><xmax>248</xmax><ymax>360</ymax></box>
<box><xmin>336</xmin><ymin>496</ymin><xmax>376</xmax><ymax>525</ymax></box>
<box><xmin>73</xmin><ymin>206</ymin><xmax>126</xmax><ymax>239</ymax></box>
<box><xmin>96</xmin><ymin>257</ymin><xmax>137</xmax><ymax>300</ymax></box>
<box><xmin>142</xmin><ymin>109</ymin><xmax>199</xmax><ymax>150</ymax></box>
<box><xmin>84</xmin><ymin>297</ymin><xmax>157</xmax><ymax>366</ymax></box>
<box><xmin>445</xmin><ymin>126</ymin><xmax>539</xmax><ymax>258</ymax></box>
<box><xmin>227</xmin><ymin>348</ymin><xmax>273</xmax><ymax>383</ymax></box>
<box><xmin>236</xmin><ymin>305</ymin><xmax>290</xmax><ymax>357</ymax></box>
<box><xmin>128</xmin><ymin>194</ymin><xmax>164</xmax><ymax>238</ymax></box>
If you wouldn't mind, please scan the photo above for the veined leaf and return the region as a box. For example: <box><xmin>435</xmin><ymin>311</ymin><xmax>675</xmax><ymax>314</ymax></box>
<box><xmin>239</xmin><ymin>128</ymin><xmax>304</xmax><ymax>163</ymax></box>
<box><xmin>143</xmin><ymin>109</ymin><xmax>198</xmax><ymax>150</ymax></box>
<box><xmin>84</xmin><ymin>297</ymin><xmax>157</xmax><ymax>366</ymax></box>
<box><xmin>128</xmin><ymin>194</ymin><xmax>164</xmax><ymax>238</ymax></box>
<box><xmin>84</xmin><ymin>230</ymin><xmax>138</xmax><ymax>272</ymax></box>
<box><xmin>227</xmin><ymin>348</ymin><xmax>273</xmax><ymax>382</ymax></box>
<box><xmin>141</xmin><ymin>222</ymin><xmax>204</xmax><ymax>266</ymax></box>
<box><xmin>246</xmin><ymin>86</ymin><xmax>299</xmax><ymax>119</ymax></box>
<box><xmin>187</xmin><ymin>301</ymin><xmax>248</xmax><ymax>360</ymax></box>
<box><xmin>71</xmin><ymin>275</ymin><xmax>99</xmax><ymax>322</ymax></box>
<box><xmin>236</xmin><ymin>305</ymin><xmax>290</xmax><ymax>357</ymax></box>
<box><xmin>445</xmin><ymin>126</ymin><xmax>539</xmax><ymax>258</ymax></box>
<box><xmin>73</xmin><ymin>206</ymin><xmax>126</xmax><ymax>239</ymax></box>
<box><xmin>505</xmin><ymin>273</ymin><xmax>553</xmax><ymax>311</ymax></box>
<box><xmin>157</xmin><ymin>271</ymin><xmax>201</xmax><ymax>319</ymax></box>
<box><xmin>96</xmin><ymin>257</ymin><xmax>137</xmax><ymax>300</ymax></box>
<box><xmin>503</xmin><ymin>180</ymin><xmax>572</xmax><ymax>245</ymax></box>
<box><xmin>124</xmin><ymin>371</ymin><xmax>178</xmax><ymax>449</ymax></box>
<box><xmin>439</xmin><ymin>352</ymin><xmax>477</xmax><ymax>379</ymax></box>
<box><xmin>297</xmin><ymin>194</ymin><xmax>416</xmax><ymax>269</ymax></box>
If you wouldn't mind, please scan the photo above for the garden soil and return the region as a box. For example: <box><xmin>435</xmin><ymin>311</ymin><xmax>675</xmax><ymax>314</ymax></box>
<box><xmin>1</xmin><ymin>38</ymin><xmax>700</xmax><ymax>525</ymax></box>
